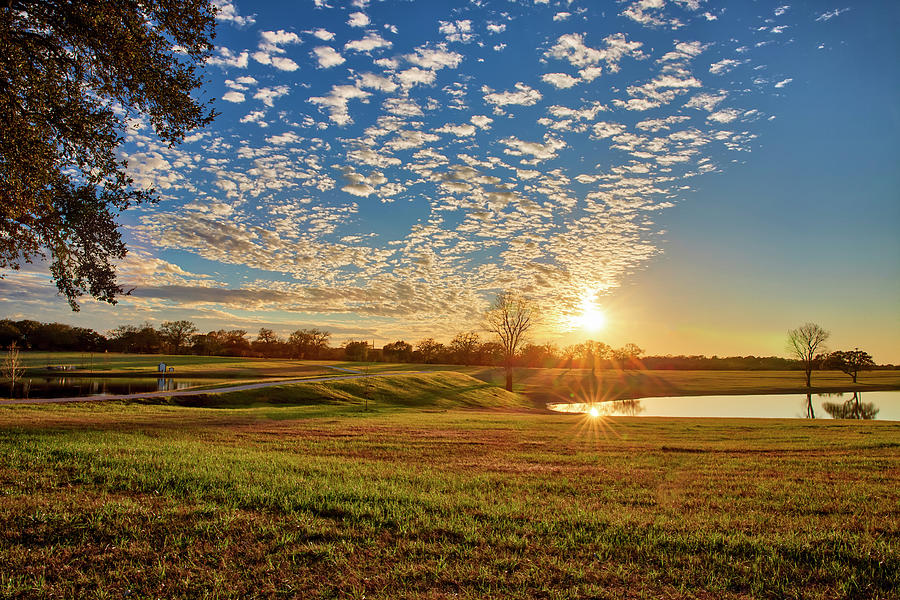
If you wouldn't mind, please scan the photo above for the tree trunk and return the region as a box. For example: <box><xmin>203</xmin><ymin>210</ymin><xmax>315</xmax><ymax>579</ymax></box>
<box><xmin>805</xmin><ymin>368</ymin><xmax>811</xmax><ymax>388</ymax></box>
<box><xmin>851</xmin><ymin>373</ymin><xmax>857</xmax><ymax>383</ymax></box>
<box><xmin>505</xmin><ymin>367</ymin><xmax>513</xmax><ymax>392</ymax></box>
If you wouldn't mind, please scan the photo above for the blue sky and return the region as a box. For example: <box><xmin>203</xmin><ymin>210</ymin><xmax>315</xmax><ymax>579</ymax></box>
<box><xmin>3</xmin><ymin>0</ymin><xmax>898</xmax><ymax>361</ymax></box>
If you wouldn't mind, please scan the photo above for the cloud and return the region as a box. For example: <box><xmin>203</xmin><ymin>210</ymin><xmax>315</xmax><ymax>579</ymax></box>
<box><xmin>470</xmin><ymin>115</ymin><xmax>493</xmax><ymax>129</ymax></box>
<box><xmin>815</xmin><ymin>8</ymin><xmax>850</xmax><ymax>22</ymax></box>
<box><xmin>500</xmin><ymin>136</ymin><xmax>566</xmax><ymax>161</ymax></box>
<box><xmin>347</xmin><ymin>12</ymin><xmax>370</xmax><ymax>27</ymax></box>
<box><xmin>709</xmin><ymin>58</ymin><xmax>745</xmax><ymax>75</ymax></box>
<box><xmin>406</xmin><ymin>45</ymin><xmax>464</xmax><ymax>70</ymax></box>
<box><xmin>439</xmin><ymin>20</ymin><xmax>475</xmax><ymax>43</ymax></box>
<box><xmin>542</xmin><ymin>73</ymin><xmax>581</xmax><ymax>89</ymax></box>
<box><xmin>397</xmin><ymin>67</ymin><xmax>436</xmax><ymax>90</ymax></box>
<box><xmin>312</xmin><ymin>28</ymin><xmax>335</xmax><ymax>40</ymax></box>
<box><xmin>482</xmin><ymin>83</ymin><xmax>542</xmax><ymax>107</ymax></box>
<box><xmin>345</xmin><ymin>33</ymin><xmax>393</xmax><ymax>53</ymax></box>
<box><xmin>435</xmin><ymin>123</ymin><xmax>477</xmax><ymax>137</ymax></box>
<box><xmin>207</xmin><ymin>47</ymin><xmax>249</xmax><ymax>69</ymax></box>
<box><xmin>553</xmin><ymin>12</ymin><xmax>572</xmax><ymax>21</ymax></box>
<box><xmin>774</xmin><ymin>78</ymin><xmax>793</xmax><ymax>88</ymax></box>
<box><xmin>253</xmin><ymin>29</ymin><xmax>302</xmax><ymax>71</ymax></box>
<box><xmin>357</xmin><ymin>72</ymin><xmax>398</xmax><ymax>93</ymax></box>
<box><xmin>545</xmin><ymin>32</ymin><xmax>644</xmax><ymax>73</ymax></box>
<box><xmin>253</xmin><ymin>85</ymin><xmax>290</xmax><ymax>107</ymax></box>
<box><xmin>213</xmin><ymin>0</ymin><xmax>256</xmax><ymax>27</ymax></box>
<box><xmin>313</xmin><ymin>46</ymin><xmax>346</xmax><ymax>68</ymax></box>
<box><xmin>221</xmin><ymin>91</ymin><xmax>245</xmax><ymax>103</ymax></box>
<box><xmin>309</xmin><ymin>85</ymin><xmax>371</xmax><ymax>125</ymax></box>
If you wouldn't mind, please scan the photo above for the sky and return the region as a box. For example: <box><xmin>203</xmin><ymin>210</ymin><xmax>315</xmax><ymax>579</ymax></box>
<box><xmin>3</xmin><ymin>0</ymin><xmax>899</xmax><ymax>361</ymax></box>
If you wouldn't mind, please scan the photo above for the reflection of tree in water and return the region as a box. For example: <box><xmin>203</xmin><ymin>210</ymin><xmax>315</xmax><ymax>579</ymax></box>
<box><xmin>804</xmin><ymin>394</ymin><xmax>815</xmax><ymax>419</ymax></box>
<box><xmin>822</xmin><ymin>392</ymin><xmax>879</xmax><ymax>420</ymax></box>
<box><xmin>609</xmin><ymin>399</ymin><xmax>644</xmax><ymax>416</ymax></box>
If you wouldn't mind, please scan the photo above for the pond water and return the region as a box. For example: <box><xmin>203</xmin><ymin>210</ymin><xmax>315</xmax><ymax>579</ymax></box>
<box><xmin>1</xmin><ymin>377</ymin><xmax>223</xmax><ymax>400</ymax></box>
<box><xmin>547</xmin><ymin>391</ymin><xmax>900</xmax><ymax>421</ymax></box>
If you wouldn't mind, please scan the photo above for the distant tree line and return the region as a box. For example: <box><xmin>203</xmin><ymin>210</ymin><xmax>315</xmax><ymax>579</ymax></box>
<box><xmin>2</xmin><ymin>317</ymin><xmax>891</xmax><ymax>374</ymax></box>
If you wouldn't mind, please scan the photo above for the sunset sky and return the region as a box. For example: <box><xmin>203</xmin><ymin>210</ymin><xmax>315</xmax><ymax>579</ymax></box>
<box><xmin>3</xmin><ymin>0</ymin><xmax>898</xmax><ymax>361</ymax></box>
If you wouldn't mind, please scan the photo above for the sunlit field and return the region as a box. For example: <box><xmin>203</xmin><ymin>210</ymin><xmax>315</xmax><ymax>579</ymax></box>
<box><xmin>14</xmin><ymin>353</ymin><xmax>900</xmax><ymax>403</ymax></box>
<box><xmin>1</xmin><ymin>376</ymin><xmax>898</xmax><ymax>599</ymax></box>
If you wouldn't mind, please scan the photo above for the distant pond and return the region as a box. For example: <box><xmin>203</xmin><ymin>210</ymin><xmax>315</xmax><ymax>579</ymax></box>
<box><xmin>1</xmin><ymin>377</ymin><xmax>224</xmax><ymax>400</ymax></box>
<box><xmin>548</xmin><ymin>391</ymin><xmax>900</xmax><ymax>421</ymax></box>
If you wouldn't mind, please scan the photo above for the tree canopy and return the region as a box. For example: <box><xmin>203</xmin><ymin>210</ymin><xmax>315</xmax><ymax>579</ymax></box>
<box><xmin>0</xmin><ymin>0</ymin><xmax>217</xmax><ymax>308</ymax></box>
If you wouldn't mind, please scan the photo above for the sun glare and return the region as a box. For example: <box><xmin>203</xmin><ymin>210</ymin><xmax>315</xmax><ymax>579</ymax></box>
<box><xmin>574</xmin><ymin>295</ymin><xmax>607</xmax><ymax>332</ymax></box>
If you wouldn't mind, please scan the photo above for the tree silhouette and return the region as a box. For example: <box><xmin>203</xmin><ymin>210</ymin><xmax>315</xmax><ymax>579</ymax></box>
<box><xmin>824</xmin><ymin>349</ymin><xmax>875</xmax><ymax>383</ymax></box>
<box><xmin>787</xmin><ymin>323</ymin><xmax>829</xmax><ymax>387</ymax></box>
<box><xmin>484</xmin><ymin>292</ymin><xmax>536</xmax><ymax>392</ymax></box>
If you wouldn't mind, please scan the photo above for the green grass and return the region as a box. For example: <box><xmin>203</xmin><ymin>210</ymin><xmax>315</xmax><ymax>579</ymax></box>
<box><xmin>0</xmin><ymin>378</ymin><xmax>897</xmax><ymax>599</ymax></box>
<box><xmin>17</xmin><ymin>353</ymin><xmax>900</xmax><ymax>402</ymax></box>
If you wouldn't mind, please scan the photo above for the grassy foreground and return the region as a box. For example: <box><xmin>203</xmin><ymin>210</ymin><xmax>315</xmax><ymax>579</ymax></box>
<box><xmin>0</xmin><ymin>375</ymin><xmax>898</xmax><ymax>599</ymax></box>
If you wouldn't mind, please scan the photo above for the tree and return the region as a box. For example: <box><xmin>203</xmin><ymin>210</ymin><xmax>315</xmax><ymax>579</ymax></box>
<box><xmin>787</xmin><ymin>323</ymin><xmax>830</xmax><ymax>387</ymax></box>
<box><xmin>2</xmin><ymin>342</ymin><xmax>25</xmax><ymax>389</ymax></box>
<box><xmin>483</xmin><ymin>291</ymin><xmax>536</xmax><ymax>391</ymax></box>
<box><xmin>159</xmin><ymin>320</ymin><xmax>197</xmax><ymax>354</ymax></box>
<box><xmin>287</xmin><ymin>328</ymin><xmax>331</xmax><ymax>359</ymax></box>
<box><xmin>1</xmin><ymin>0</ymin><xmax>217</xmax><ymax>309</ymax></box>
<box><xmin>449</xmin><ymin>331</ymin><xmax>480</xmax><ymax>366</ymax></box>
<box><xmin>344</xmin><ymin>340</ymin><xmax>370</xmax><ymax>362</ymax></box>
<box><xmin>415</xmin><ymin>338</ymin><xmax>444</xmax><ymax>364</ymax></box>
<box><xmin>825</xmin><ymin>349</ymin><xmax>875</xmax><ymax>384</ymax></box>
<box><xmin>382</xmin><ymin>340</ymin><xmax>413</xmax><ymax>362</ymax></box>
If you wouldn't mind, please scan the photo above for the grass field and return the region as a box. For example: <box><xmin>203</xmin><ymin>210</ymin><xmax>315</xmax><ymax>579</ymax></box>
<box><xmin>0</xmin><ymin>374</ymin><xmax>898</xmax><ymax>599</ymax></box>
<box><xmin>15</xmin><ymin>352</ymin><xmax>900</xmax><ymax>404</ymax></box>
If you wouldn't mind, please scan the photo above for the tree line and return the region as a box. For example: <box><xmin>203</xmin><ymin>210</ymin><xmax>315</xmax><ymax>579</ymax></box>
<box><xmin>2</xmin><ymin>317</ymin><xmax>888</xmax><ymax>376</ymax></box>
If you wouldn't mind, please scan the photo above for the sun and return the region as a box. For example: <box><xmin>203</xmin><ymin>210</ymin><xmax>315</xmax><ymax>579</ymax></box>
<box><xmin>573</xmin><ymin>294</ymin><xmax>607</xmax><ymax>332</ymax></box>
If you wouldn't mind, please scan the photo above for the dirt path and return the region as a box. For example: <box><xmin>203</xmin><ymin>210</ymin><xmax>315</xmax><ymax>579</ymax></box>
<box><xmin>0</xmin><ymin>371</ymin><xmax>431</xmax><ymax>406</ymax></box>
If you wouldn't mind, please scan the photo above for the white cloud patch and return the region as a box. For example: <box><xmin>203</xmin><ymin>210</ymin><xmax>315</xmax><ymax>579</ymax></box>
<box><xmin>345</xmin><ymin>33</ymin><xmax>393</xmax><ymax>53</ymax></box>
<box><xmin>213</xmin><ymin>0</ymin><xmax>256</xmax><ymax>27</ymax></box>
<box><xmin>482</xmin><ymin>83</ymin><xmax>542</xmax><ymax>107</ymax></box>
<box><xmin>815</xmin><ymin>8</ymin><xmax>850</xmax><ymax>22</ymax></box>
<box><xmin>313</xmin><ymin>46</ymin><xmax>346</xmax><ymax>68</ymax></box>
<box><xmin>542</xmin><ymin>72</ymin><xmax>581</xmax><ymax>89</ymax></box>
<box><xmin>500</xmin><ymin>136</ymin><xmax>566</xmax><ymax>161</ymax></box>
<box><xmin>221</xmin><ymin>91</ymin><xmax>245</xmax><ymax>103</ymax></box>
<box><xmin>253</xmin><ymin>85</ymin><xmax>290</xmax><ymax>107</ymax></box>
<box><xmin>774</xmin><ymin>78</ymin><xmax>793</xmax><ymax>88</ymax></box>
<box><xmin>709</xmin><ymin>58</ymin><xmax>746</xmax><ymax>75</ymax></box>
<box><xmin>439</xmin><ymin>20</ymin><xmax>475</xmax><ymax>43</ymax></box>
<box><xmin>309</xmin><ymin>85</ymin><xmax>371</xmax><ymax>125</ymax></box>
<box><xmin>207</xmin><ymin>47</ymin><xmax>249</xmax><ymax>69</ymax></box>
<box><xmin>406</xmin><ymin>45</ymin><xmax>464</xmax><ymax>70</ymax></box>
<box><xmin>347</xmin><ymin>12</ymin><xmax>370</xmax><ymax>27</ymax></box>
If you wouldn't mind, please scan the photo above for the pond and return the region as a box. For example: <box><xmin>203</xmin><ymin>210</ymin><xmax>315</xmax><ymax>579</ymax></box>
<box><xmin>1</xmin><ymin>377</ymin><xmax>225</xmax><ymax>400</ymax></box>
<box><xmin>547</xmin><ymin>391</ymin><xmax>900</xmax><ymax>421</ymax></box>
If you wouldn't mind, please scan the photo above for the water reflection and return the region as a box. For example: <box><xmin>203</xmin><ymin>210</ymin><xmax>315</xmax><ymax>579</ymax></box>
<box><xmin>547</xmin><ymin>391</ymin><xmax>897</xmax><ymax>420</ymax></box>
<box><xmin>2</xmin><ymin>377</ymin><xmax>217</xmax><ymax>399</ymax></box>
<box><xmin>821</xmin><ymin>392</ymin><xmax>879</xmax><ymax>420</ymax></box>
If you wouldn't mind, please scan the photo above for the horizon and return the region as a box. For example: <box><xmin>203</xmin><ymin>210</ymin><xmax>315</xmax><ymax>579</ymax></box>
<box><xmin>2</xmin><ymin>0</ymin><xmax>898</xmax><ymax>362</ymax></box>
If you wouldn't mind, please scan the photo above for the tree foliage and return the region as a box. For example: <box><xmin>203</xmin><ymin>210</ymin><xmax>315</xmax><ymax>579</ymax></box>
<box><xmin>0</xmin><ymin>0</ymin><xmax>217</xmax><ymax>308</ymax></box>
<box><xmin>824</xmin><ymin>349</ymin><xmax>875</xmax><ymax>383</ymax></box>
<box><xmin>287</xmin><ymin>328</ymin><xmax>330</xmax><ymax>359</ymax></box>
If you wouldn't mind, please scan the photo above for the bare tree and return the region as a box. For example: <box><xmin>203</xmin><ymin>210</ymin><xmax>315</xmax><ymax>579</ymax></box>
<box><xmin>2</xmin><ymin>342</ymin><xmax>25</xmax><ymax>390</ymax></box>
<box><xmin>484</xmin><ymin>292</ymin><xmax>537</xmax><ymax>391</ymax></box>
<box><xmin>787</xmin><ymin>323</ymin><xmax>830</xmax><ymax>387</ymax></box>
